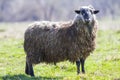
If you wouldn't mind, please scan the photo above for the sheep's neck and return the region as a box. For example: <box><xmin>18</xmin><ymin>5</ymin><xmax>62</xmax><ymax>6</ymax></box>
<box><xmin>69</xmin><ymin>20</ymin><xmax>96</xmax><ymax>44</ymax></box>
<box><xmin>72</xmin><ymin>20</ymin><xmax>95</xmax><ymax>34</ymax></box>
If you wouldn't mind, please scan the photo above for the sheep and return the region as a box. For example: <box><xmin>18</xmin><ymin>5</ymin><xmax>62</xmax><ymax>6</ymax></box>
<box><xmin>24</xmin><ymin>5</ymin><xmax>99</xmax><ymax>76</ymax></box>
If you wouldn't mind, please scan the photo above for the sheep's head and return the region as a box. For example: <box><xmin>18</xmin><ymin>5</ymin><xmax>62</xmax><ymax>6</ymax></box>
<box><xmin>74</xmin><ymin>5</ymin><xmax>99</xmax><ymax>25</ymax></box>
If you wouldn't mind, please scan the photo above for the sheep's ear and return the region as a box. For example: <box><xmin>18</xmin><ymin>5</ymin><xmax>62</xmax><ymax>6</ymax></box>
<box><xmin>93</xmin><ymin>10</ymin><xmax>99</xmax><ymax>14</ymax></box>
<box><xmin>75</xmin><ymin>10</ymin><xmax>80</xmax><ymax>14</ymax></box>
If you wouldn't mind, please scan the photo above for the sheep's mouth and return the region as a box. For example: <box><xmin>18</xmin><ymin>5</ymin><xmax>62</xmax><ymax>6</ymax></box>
<box><xmin>85</xmin><ymin>19</ymin><xmax>90</xmax><ymax>24</ymax></box>
<box><xmin>85</xmin><ymin>22</ymin><xmax>89</xmax><ymax>25</ymax></box>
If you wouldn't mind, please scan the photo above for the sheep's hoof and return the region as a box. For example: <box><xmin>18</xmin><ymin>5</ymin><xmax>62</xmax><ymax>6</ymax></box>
<box><xmin>82</xmin><ymin>71</ymin><xmax>85</xmax><ymax>74</ymax></box>
<box><xmin>82</xmin><ymin>72</ymin><xmax>85</xmax><ymax>74</ymax></box>
<box><xmin>25</xmin><ymin>71</ymin><xmax>29</xmax><ymax>75</ymax></box>
<box><xmin>30</xmin><ymin>74</ymin><xmax>35</xmax><ymax>77</ymax></box>
<box><xmin>77</xmin><ymin>71</ymin><xmax>85</xmax><ymax>75</ymax></box>
<box><xmin>28</xmin><ymin>74</ymin><xmax>34</xmax><ymax>77</ymax></box>
<box><xmin>25</xmin><ymin>72</ymin><xmax>35</xmax><ymax>77</ymax></box>
<box><xmin>30</xmin><ymin>73</ymin><xmax>35</xmax><ymax>77</ymax></box>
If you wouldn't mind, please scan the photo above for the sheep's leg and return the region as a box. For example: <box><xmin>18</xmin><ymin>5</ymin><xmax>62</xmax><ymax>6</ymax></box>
<box><xmin>54</xmin><ymin>62</ymin><xmax>56</xmax><ymax>65</ymax></box>
<box><xmin>28</xmin><ymin>63</ymin><xmax>34</xmax><ymax>76</ymax></box>
<box><xmin>25</xmin><ymin>61</ymin><xmax>29</xmax><ymax>75</ymax></box>
<box><xmin>80</xmin><ymin>58</ymin><xmax>85</xmax><ymax>73</ymax></box>
<box><xmin>76</xmin><ymin>60</ymin><xmax>80</xmax><ymax>74</ymax></box>
<box><xmin>26</xmin><ymin>58</ymin><xmax>34</xmax><ymax>76</ymax></box>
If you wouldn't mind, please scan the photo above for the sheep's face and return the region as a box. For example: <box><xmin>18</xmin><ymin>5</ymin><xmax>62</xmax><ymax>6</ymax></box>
<box><xmin>74</xmin><ymin>5</ymin><xmax>99</xmax><ymax>24</ymax></box>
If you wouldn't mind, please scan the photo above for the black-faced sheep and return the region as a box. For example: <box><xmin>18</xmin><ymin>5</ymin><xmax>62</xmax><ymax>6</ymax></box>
<box><xmin>24</xmin><ymin>5</ymin><xmax>99</xmax><ymax>76</ymax></box>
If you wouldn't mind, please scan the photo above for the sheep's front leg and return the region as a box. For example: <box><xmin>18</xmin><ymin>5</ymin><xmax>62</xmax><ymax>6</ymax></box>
<box><xmin>80</xmin><ymin>58</ymin><xmax>85</xmax><ymax>73</ymax></box>
<box><xmin>76</xmin><ymin>60</ymin><xmax>80</xmax><ymax>74</ymax></box>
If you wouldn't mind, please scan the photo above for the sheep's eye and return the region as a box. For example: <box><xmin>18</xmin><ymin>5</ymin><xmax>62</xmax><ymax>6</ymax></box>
<box><xmin>82</xmin><ymin>13</ymin><xmax>85</xmax><ymax>16</ymax></box>
<box><xmin>90</xmin><ymin>10</ymin><xmax>93</xmax><ymax>14</ymax></box>
<box><xmin>81</xmin><ymin>10</ymin><xmax>86</xmax><ymax>16</ymax></box>
<box><xmin>81</xmin><ymin>11</ymin><xmax>86</xmax><ymax>16</ymax></box>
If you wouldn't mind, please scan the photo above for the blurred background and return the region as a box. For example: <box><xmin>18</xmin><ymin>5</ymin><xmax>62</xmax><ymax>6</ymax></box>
<box><xmin>0</xmin><ymin>0</ymin><xmax>120</xmax><ymax>22</ymax></box>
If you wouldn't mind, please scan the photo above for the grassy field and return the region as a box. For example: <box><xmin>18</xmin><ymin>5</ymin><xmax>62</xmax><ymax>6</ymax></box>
<box><xmin>0</xmin><ymin>22</ymin><xmax>120</xmax><ymax>80</ymax></box>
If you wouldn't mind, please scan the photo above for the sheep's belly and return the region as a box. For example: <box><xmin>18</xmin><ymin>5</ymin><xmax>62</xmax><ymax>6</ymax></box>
<box><xmin>27</xmin><ymin>52</ymin><xmax>67</xmax><ymax>64</ymax></box>
<box><xmin>27</xmin><ymin>47</ymin><xmax>80</xmax><ymax>64</ymax></box>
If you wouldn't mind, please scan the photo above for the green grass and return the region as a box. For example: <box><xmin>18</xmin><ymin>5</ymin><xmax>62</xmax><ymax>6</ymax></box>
<box><xmin>0</xmin><ymin>24</ymin><xmax>120</xmax><ymax>80</ymax></box>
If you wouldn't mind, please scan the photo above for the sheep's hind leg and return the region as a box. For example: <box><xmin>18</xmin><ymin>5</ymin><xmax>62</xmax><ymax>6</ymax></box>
<box><xmin>25</xmin><ymin>61</ymin><xmax>29</xmax><ymax>75</ymax></box>
<box><xmin>80</xmin><ymin>58</ymin><xmax>85</xmax><ymax>73</ymax></box>
<box><xmin>28</xmin><ymin>63</ymin><xmax>34</xmax><ymax>76</ymax></box>
<box><xmin>25</xmin><ymin>59</ymin><xmax>34</xmax><ymax>76</ymax></box>
<box><xmin>76</xmin><ymin>60</ymin><xmax>80</xmax><ymax>74</ymax></box>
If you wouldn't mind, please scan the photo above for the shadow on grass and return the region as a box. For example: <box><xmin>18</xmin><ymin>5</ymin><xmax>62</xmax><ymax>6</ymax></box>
<box><xmin>1</xmin><ymin>74</ymin><xmax>63</xmax><ymax>80</ymax></box>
